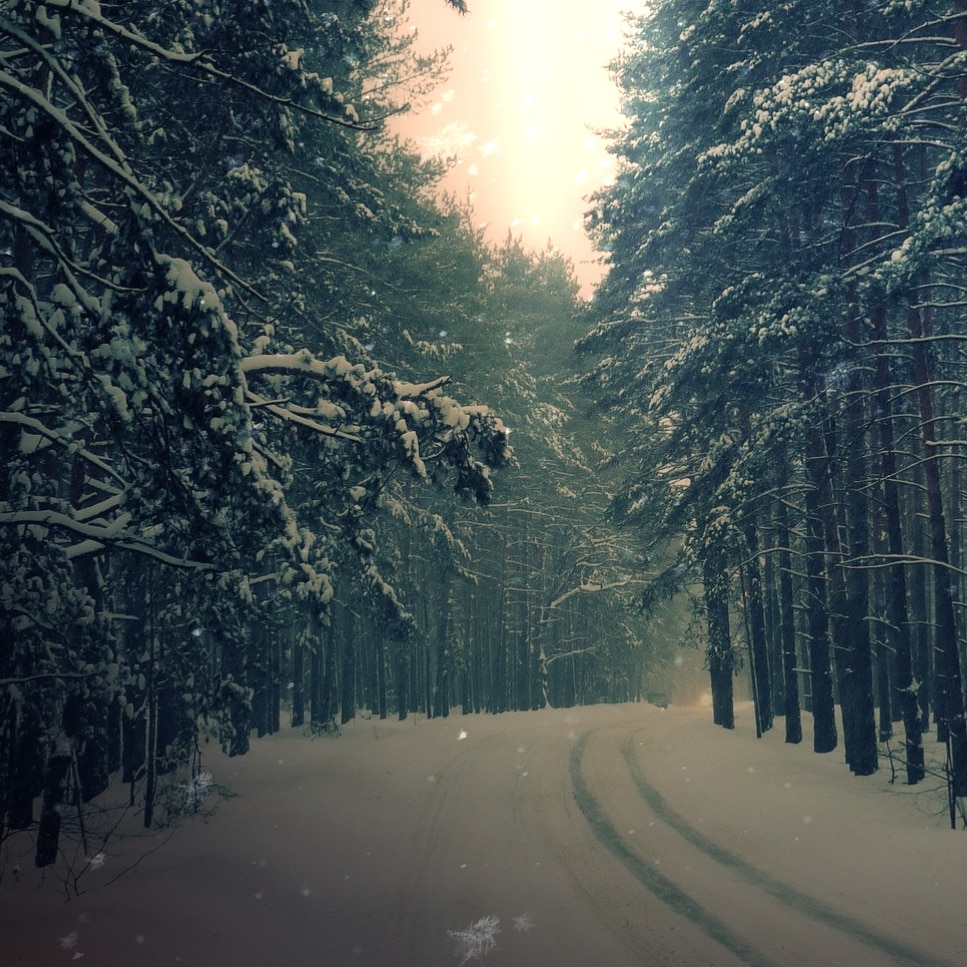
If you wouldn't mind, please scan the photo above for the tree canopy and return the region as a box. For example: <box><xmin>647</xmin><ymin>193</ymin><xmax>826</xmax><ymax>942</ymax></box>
<box><xmin>2</xmin><ymin>0</ymin><xmax>658</xmax><ymax>875</ymax></box>
<box><xmin>0</xmin><ymin>0</ymin><xmax>512</xmax><ymax>856</ymax></box>
<box><xmin>582</xmin><ymin>0</ymin><xmax>967</xmax><ymax>806</ymax></box>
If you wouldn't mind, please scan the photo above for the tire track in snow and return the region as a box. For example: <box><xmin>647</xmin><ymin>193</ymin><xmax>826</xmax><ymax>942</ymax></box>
<box><xmin>569</xmin><ymin>730</ymin><xmax>781</xmax><ymax>967</ymax></box>
<box><xmin>376</xmin><ymin>727</ymin><xmax>484</xmax><ymax>966</ymax></box>
<box><xmin>615</xmin><ymin>729</ymin><xmax>957</xmax><ymax>967</ymax></box>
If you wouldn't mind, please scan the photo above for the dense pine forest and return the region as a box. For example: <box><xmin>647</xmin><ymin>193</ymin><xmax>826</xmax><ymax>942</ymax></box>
<box><xmin>582</xmin><ymin>0</ymin><xmax>967</xmax><ymax>809</ymax></box>
<box><xmin>3</xmin><ymin>0</ymin><xmax>967</xmax><ymax>874</ymax></box>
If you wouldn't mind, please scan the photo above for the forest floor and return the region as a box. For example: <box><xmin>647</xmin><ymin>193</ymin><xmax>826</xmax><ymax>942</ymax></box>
<box><xmin>2</xmin><ymin>700</ymin><xmax>965</xmax><ymax>967</ymax></box>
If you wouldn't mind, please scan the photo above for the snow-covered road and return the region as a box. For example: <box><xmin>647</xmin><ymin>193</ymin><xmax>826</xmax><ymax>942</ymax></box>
<box><xmin>3</xmin><ymin>702</ymin><xmax>964</xmax><ymax>966</ymax></box>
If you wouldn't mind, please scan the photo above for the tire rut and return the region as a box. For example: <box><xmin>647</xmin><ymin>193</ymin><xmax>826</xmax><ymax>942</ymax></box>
<box><xmin>619</xmin><ymin>728</ymin><xmax>957</xmax><ymax>967</ymax></box>
<box><xmin>376</xmin><ymin>733</ymin><xmax>482</xmax><ymax>965</ymax></box>
<box><xmin>569</xmin><ymin>725</ymin><xmax>957</xmax><ymax>967</ymax></box>
<box><xmin>570</xmin><ymin>730</ymin><xmax>781</xmax><ymax>967</ymax></box>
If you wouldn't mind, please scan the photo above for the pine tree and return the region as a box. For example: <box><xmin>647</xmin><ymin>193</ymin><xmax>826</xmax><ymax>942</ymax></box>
<box><xmin>0</xmin><ymin>0</ymin><xmax>508</xmax><ymax>864</ymax></box>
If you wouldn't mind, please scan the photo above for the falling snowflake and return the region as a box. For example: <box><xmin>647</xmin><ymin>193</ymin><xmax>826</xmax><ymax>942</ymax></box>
<box><xmin>60</xmin><ymin>932</ymin><xmax>79</xmax><ymax>950</ymax></box>
<box><xmin>418</xmin><ymin>120</ymin><xmax>477</xmax><ymax>160</ymax></box>
<box><xmin>458</xmin><ymin>730</ymin><xmax>468</xmax><ymax>741</ymax></box>
<box><xmin>179</xmin><ymin>770</ymin><xmax>213</xmax><ymax>807</ymax></box>
<box><xmin>86</xmin><ymin>852</ymin><xmax>106</xmax><ymax>870</ymax></box>
<box><xmin>448</xmin><ymin>914</ymin><xmax>500</xmax><ymax>965</ymax></box>
<box><xmin>512</xmin><ymin>911</ymin><xmax>536</xmax><ymax>933</ymax></box>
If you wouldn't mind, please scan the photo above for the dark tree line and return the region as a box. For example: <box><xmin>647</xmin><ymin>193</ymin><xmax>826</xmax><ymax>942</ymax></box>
<box><xmin>0</xmin><ymin>0</ymin><xmax>506</xmax><ymax>868</ymax></box>
<box><xmin>582</xmin><ymin>0</ymin><xmax>967</xmax><ymax>819</ymax></box>
<box><xmin>282</xmin><ymin>229</ymin><xmax>654</xmax><ymax>730</ymax></box>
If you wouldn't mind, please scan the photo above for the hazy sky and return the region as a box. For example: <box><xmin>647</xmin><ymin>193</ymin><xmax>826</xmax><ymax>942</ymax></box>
<box><xmin>396</xmin><ymin>0</ymin><xmax>630</xmax><ymax>296</ymax></box>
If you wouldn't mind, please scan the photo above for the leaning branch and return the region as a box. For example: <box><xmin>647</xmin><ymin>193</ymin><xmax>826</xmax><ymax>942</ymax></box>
<box><xmin>842</xmin><ymin>552</ymin><xmax>967</xmax><ymax>579</ymax></box>
<box><xmin>243</xmin><ymin>390</ymin><xmax>363</xmax><ymax>443</ymax></box>
<box><xmin>0</xmin><ymin>510</ymin><xmax>213</xmax><ymax>570</ymax></box>
<box><xmin>41</xmin><ymin>0</ymin><xmax>380</xmax><ymax>130</ymax></box>
<box><xmin>0</xmin><ymin>411</ymin><xmax>128</xmax><ymax>486</ymax></box>
<box><xmin>549</xmin><ymin>580</ymin><xmax>629</xmax><ymax>609</ymax></box>
<box><xmin>0</xmin><ymin>671</ymin><xmax>96</xmax><ymax>687</ymax></box>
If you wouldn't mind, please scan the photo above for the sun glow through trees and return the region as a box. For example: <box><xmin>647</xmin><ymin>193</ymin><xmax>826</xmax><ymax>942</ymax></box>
<box><xmin>397</xmin><ymin>0</ymin><xmax>626</xmax><ymax>296</ymax></box>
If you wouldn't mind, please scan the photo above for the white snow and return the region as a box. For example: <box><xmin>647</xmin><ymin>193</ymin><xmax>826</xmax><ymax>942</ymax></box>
<box><xmin>2</xmin><ymin>702</ymin><xmax>965</xmax><ymax>966</ymax></box>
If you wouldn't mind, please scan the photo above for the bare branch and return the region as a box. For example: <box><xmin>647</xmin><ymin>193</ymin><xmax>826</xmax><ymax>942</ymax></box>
<box><xmin>549</xmin><ymin>580</ymin><xmax>629</xmax><ymax>609</ymax></box>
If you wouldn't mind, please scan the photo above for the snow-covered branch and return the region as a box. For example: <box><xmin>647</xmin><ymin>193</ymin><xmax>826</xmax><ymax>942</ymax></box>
<box><xmin>40</xmin><ymin>0</ymin><xmax>377</xmax><ymax>130</ymax></box>
<box><xmin>549</xmin><ymin>580</ymin><xmax>630</xmax><ymax>609</ymax></box>
<box><xmin>0</xmin><ymin>69</ymin><xmax>263</xmax><ymax>300</ymax></box>
<box><xmin>243</xmin><ymin>390</ymin><xmax>363</xmax><ymax>443</ymax></box>
<box><xmin>0</xmin><ymin>510</ymin><xmax>211</xmax><ymax>569</ymax></box>
<box><xmin>0</xmin><ymin>412</ymin><xmax>127</xmax><ymax>486</ymax></box>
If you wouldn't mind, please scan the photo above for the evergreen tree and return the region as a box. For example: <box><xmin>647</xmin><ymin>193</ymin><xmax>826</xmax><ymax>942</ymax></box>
<box><xmin>581</xmin><ymin>0</ymin><xmax>967</xmax><ymax>797</ymax></box>
<box><xmin>0</xmin><ymin>0</ymin><xmax>507</xmax><ymax>863</ymax></box>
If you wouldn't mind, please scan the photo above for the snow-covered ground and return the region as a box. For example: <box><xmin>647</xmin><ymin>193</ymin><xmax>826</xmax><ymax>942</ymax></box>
<box><xmin>2</xmin><ymin>701</ymin><xmax>965</xmax><ymax>966</ymax></box>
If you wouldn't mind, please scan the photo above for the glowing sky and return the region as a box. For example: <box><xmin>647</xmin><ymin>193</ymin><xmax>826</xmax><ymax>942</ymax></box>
<box><xmin>397</xmin><ymin>0</ymin><xmax>630</xmax><ymax>296</ymax></box>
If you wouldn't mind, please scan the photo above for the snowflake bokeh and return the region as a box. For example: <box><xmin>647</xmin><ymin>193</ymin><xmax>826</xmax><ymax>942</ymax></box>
<box><xmin>448</xmin><ymin>914</ymin><xmax>500</xmax><ymax>965</ymax></box>
<box><xmin>179</xmin><ymin>769</ymin><xmax>214</xmax><ymax>808</ymax></box>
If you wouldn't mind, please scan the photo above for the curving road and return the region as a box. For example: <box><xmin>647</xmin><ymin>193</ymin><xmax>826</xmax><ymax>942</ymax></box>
<box><xmin>3</xmin><ymin>702</ymin><xmax>963</xmax><ymax>966</ymax></box>
<box><xmin>569</xmin><ymin>727</ymin><xmax>958</xmax><ymax>967</ymax></box>
<box><xmin>370</xmin><ymin>705</ymin><xmax>962</xmax><ymax>967</ymax></box>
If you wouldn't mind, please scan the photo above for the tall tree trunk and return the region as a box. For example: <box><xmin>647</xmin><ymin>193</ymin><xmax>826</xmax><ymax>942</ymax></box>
<box><xmin>6</xmin><ymin>705</ymin><xmax>42</xmax><ymax>829</ymax></box>
<box><xmin>144</xmin><ymin>591</ymin><xmax>160</xmax><ymax>823</ymax></box>
<box><xmin>763</xmin><ymin>551</ymin><xmax>784</xmax><ymax>719</ymax></box>
<box><xmin>870</xmin><ymin>297</ymin><xmax>924</xmax><ymax>781</ymax></box>
<box><xmin>251</xmin><ymin>618</ymin><xmax>272</xmax><ymax>738</ymax></box>
<box><xmin>839</xmin><ymin>308</ymin><xmax>878</xmax><ymax>776</ymax></box>
<box><xmin>376</xmin><ymin>629</ymin><xmax>387</xmax><ymax>720</ymax></box>
<box><xmin>308</xmin><ymin>610</ymin><xmax>335</xmax><ymax>731</ymax></box>
<box><xmin>491</xmin><ymin>562</ymin><xmax>508</xmax><ymax>713</ymax></box>
<box><xmin>703</xmin><ymin>552</ymin><xmax>735</xmax><ymax>730</ymax></box>
<box><xmin>396</xmin><ymin>632</ymin><xmax>409</xmax><ymax>722</ymax></box>
<box><xmin>814</xmin><ymin>399</ymin><xmax>876</xmax><ymax>775</ymax></box>
<box><xmin>907</xmin><ymin>300</ymin><xmax>967</xmax><ymax>795</ymax></box>
<box><xmin>291</xmin><ymin>625</ymin><xmax>305</xmax><ymax>728</ymax></box>
<box><xmin>908</xmin><ymin>506</ymin><xmax>932</xmax><ymax>733</ymax></box>
<box><xmin>432</xmin><ymin>562</ymin><xmax>452</xmax><ymax>719</ymax></box>
<box><xmin>776</xmin><ymin>496</ymin><xmax>802</xmax><ymax>743</ymax></box>
<box><xmin>870</xmin><ymin>566</ymin><xmax>892</xmax><ymax>741</ymax></box>
<box><xmin>742</xmin><ymin>522</ymin><xmax>773</xmax><ymax>736</ymax></box>
<box><xmin>35</xmin><ymin>753</ymin><xmax>71</xmax><ymax>868</ymax></box>
<box><xmin>269</xmin><ymin>633</ymin><xmax>281</xmax><ymax>735</ymax></box>
<box><xmin>803</xmin><ymin>428</ymin><xmax>838</xmax><ymax>754</ymax></box>
<box><xmin>340</xmin><ymin>606</ymin><xmax>356</xmax><ymax>726</ymax></box>
<box><xmin>892</xmin><ymin>140</ymin><xmax>966</xmax><ymax>792</ymax></box>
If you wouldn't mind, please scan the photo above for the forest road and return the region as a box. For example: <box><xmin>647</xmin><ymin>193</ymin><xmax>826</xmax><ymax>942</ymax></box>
<box><xmin>367</xmin><ymin>705</ymin><xmax>962</xmax><ymax>967</ymax></box>
<box><xmin>569</xmin><ymin>727</ymin><xmax>957</xmax><ymax>967</ymax></box>
<box><xmin>4</xmin><ymin>703</ymin><xmax>964</xmax><ymax>967</ymax></box>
